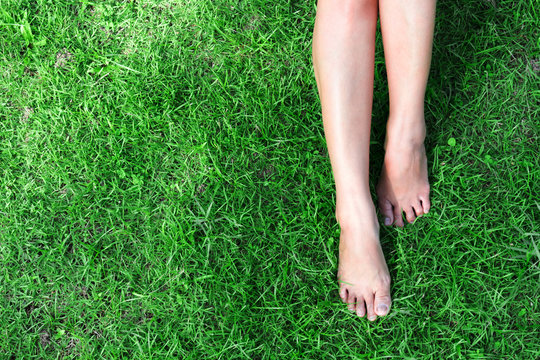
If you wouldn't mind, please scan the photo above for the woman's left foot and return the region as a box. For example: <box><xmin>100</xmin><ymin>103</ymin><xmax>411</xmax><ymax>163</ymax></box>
<box><xmin>376</xmin><ymin>128</ymin><xmax>431</xmax><ymax>227</ymax></box>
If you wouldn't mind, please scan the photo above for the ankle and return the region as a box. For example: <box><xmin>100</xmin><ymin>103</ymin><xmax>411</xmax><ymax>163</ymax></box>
<box><xmin>335</xmin><ymin>197</ymin><xmax>379</xmax><ymax>232</ymax></box>
<box><xmin>385</xmin><ymin>115</ymin><xmax>426</xmax><ymax>150</ymax></box>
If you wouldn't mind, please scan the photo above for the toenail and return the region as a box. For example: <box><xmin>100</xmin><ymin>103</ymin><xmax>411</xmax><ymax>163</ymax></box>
<box><xmin>384</xmin><ymin>217</ymin><xmax>391</xmax><ymax>226</ymax></box>
<box><xmin>368</xmin><ymin>315</ymin><xmax>376</xmax><ymax>321</ymax></box>
<box><xmin>377</xmin><ymin>304</ymin><xmax>388</xmax><ymax>314</ymax></box>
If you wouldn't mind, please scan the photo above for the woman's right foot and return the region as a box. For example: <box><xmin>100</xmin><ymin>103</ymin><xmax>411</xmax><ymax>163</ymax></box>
<box><xmin>336</xmin><ymin>201</ymin><xmax>392</xmax><ymax>321</ymax></box>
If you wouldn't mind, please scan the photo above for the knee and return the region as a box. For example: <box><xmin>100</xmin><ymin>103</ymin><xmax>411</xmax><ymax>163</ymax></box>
<box><xmin>322</xmin><ymin>0</ymin><xmax>377</xmax><ymax>25</ymax></box>
<box><xmin>340</xmin><ymin>0</ymin><xmax>378</xmax><ymax>20</ymax></box>
<box><xmin>315</xmin><ymin>0</ymin><xmax>378</xmax><ymax>38</ymax></box>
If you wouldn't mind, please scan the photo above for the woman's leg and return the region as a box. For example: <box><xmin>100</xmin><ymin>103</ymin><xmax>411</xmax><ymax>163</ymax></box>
<box><xmin>377</xmin><ymin>0</ymin><xmax>436</xmax><ymax>227</ymax></box>
<box><xmin>312</xmin><ymin>0</ymin><xmax>391</xmax><ymax>321</ymax></box>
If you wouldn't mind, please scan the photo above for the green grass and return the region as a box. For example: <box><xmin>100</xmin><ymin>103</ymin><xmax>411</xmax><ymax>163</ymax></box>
<box><xmin>0</xmin><ymin>0</ymin><xmax>538</xmax><ymax>358</ymax></box>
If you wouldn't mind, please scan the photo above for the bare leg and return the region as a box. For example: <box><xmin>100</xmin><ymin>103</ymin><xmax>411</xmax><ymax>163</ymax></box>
<box><xmin>312</xmin><ymin>0</ymin><xmax>391</xmax><ymax>321</ymax></box>
<box><xmin>376</xmin><ymin>0</ymin><xmax>436</xmax><ymax>227</ymax></box>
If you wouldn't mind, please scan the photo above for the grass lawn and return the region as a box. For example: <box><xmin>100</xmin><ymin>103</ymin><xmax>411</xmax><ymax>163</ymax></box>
<box><xmin>0</xmin><ymin>0</ymin><xmax>538</xmax><ymax>358</ymax></box>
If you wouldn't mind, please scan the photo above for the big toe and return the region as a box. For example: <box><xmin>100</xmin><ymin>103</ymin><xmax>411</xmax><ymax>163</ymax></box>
<box><xmin>374</xmin><ymin>276</ymin><xmax>391</xmax><ymax>316</ymax></box>
<box><xmin>378</xmin><ymin>198</ymin><xmax>394</xmax><ymax>226</ymax></box>
<box><xmin>374</xmin><ymin>291</ymin><xmax>391</xmax><ymax>317</ymax></box>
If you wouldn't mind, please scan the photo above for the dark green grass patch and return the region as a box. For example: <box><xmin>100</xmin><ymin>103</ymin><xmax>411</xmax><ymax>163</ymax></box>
<box><xmin>0</xmin><ymin>0</ymin><xmax>538</xmax><ymax>358</ymax></box>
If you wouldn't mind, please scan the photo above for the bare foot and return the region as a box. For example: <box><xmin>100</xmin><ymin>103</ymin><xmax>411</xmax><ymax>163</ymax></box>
<box><xmin>336</xmin><ymin>204</ymin><xmax>392</xmax><ymax>321</ymax></box>
<box><xmin>376</xmin><ymin>132</ymin><xmax>431</xmax><ymax>227</ymax></box>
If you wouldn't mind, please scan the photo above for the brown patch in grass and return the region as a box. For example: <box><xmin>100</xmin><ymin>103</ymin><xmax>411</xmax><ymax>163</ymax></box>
<box><xmin>531</xmin><ymin>59</ymin><xmax>539</xmax><ymax>73</ymax></box>
<box><xmin>122</xmin><ymin>47</ymin><xmax>135</xmax><ymax>55</ymax></box>
<box><xmin>79</xmin><ymin>286</ymin><xmax>89</xmax><ymax>299</ymax></box>
<box><xmin>24</xmin><ymin>67</ymin><xmax>39</xmax><ymax>77</ymax></box>
<box><xmin>55</xmin><ymin>48</ymin><xmax>73</xmax><ymax>68</ymax></box>
<box><xmin>197</xmin><ymin>183</ymin><xmax>207</xmax><ymax>195</ymax></box>
<box><xmin>244</xmin><ymin>14</ymin><xmax>261</xmax><ymax>31</ymax></box>
<box><xmin>257</xmin><ymin>164</ymin><xmax>275</xmax><ymax>179</ymax></box>
<box><xmin>66</xmin><ymin>338</ymin><xmax>80</xmax><ymax>350</ymax></box>
<box><xmin>39</xmin><ymin>331</ymin><xmax>51</xmax><ymax>347</ymax></box>
<box><xmin>99</xmin><ymin>26</ymin><xmax>111</xmax><ymax>35</ymax></box>
<box><xmin>20</xmin><ymin>107</ymin><xmax>34</xmax><ymax>123</ymax></box>
<box><xmin>25</xmin><ymin>302</ymin><xmax>36</xmax><ymax>316</ymax></box>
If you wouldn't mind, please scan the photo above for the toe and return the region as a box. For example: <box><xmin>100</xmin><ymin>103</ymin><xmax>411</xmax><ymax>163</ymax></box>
<box><xmin>374</xmin><ymin>287</ymin><xmax>391</xmax><ymax>317</ymax></box>
<box><xmin>365</xmin><ymin>295</ymin><xmax>377</xmax><ymax>321</ymax></box>
<box><xmin>346</xmin><ymin>292</ymin><xmax>356</xmax><ymax>312</ymax></box>
<box><xmin>393</xmin><ymin>206</ymin><xmax>404</xmax><ymax>227</ymax></box>
<box><xmin>378</xmin><ymin>198</ymin><xmax>394</xmax><ymax>226</ymax></box>
<box><xmin>356</xmin><ymin>298</ymin><xmax>366</xmax><ymax>318</ymax></box>
<box><xmin>339</xmin><ymin>286</ymin><xmax>347</xmax><ymax>302</ymax></box>
<box><xmin>404</xmin><ymin>207</ymin><xmax>416</xmax><ymax>223</ymax></box>
<box><xmin>412</xmin><ymin>200</ymin><xmax>424</xmax><ymax>218</ymax></box>
<box><xmin>420</xmin><ymin>195</ymin><xmax>431</xmax><ymax>214</ymax></box>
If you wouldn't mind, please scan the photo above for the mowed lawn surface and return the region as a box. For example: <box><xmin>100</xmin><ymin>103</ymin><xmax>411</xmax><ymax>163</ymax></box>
<box><xmin>1</xmin><ymin>0</ymin><xmax>538</xmax><ymax>358</ymax></box>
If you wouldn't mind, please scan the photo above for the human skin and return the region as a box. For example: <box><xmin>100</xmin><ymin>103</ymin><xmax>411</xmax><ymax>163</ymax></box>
<box><xmin>311</xmin><ymin>0</ymin><xmax>436</xmax><ymax>320</ymax></box>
